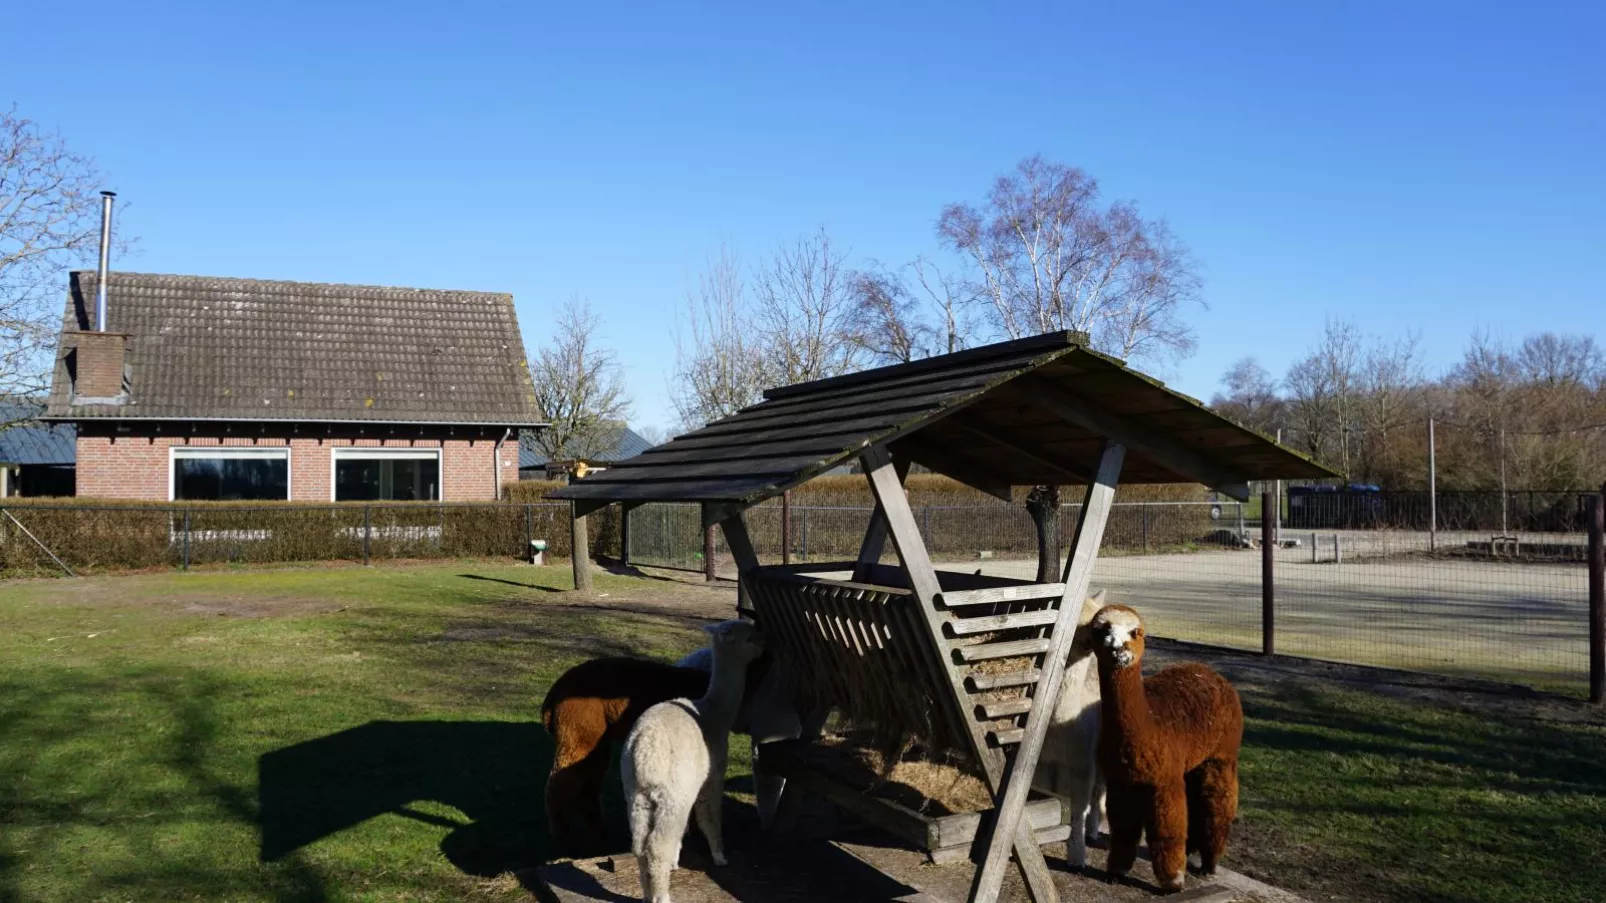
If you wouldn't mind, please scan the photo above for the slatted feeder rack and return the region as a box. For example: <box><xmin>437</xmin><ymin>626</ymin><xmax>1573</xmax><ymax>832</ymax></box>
<box><xmin>550</xmin><ymin>331</ymin><xmax>1330</xmax><ymax>903</ymax></box>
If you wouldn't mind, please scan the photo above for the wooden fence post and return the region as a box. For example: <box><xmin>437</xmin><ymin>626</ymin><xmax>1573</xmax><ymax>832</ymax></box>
<box><xmin>1589</xmin><ymin>486</ymin><xmax>1604</xmax><ymax>704</ymax></box>
<box><xmin>703</xmin><ymin>522</ymin><xmax>717</xmax><ymax>582</ymax></box>
<box><xmin>619</xmin><ymin>504</ymin><xmax>632</xmax><ymax>567</ymax></box>
<box><xmin>572</xmin><ymin>502</ymin><xmax>592</xmax><ymax>592</ymax></box>
<box><xmin>781</xmin><ymin>489</ymin><xmax>792</xmax><ymax>566</ymax></box>
<box><xmin>1262</xmin><ymin>491</ymin><xmax>1275</xmax><ymax>656</ymax></box>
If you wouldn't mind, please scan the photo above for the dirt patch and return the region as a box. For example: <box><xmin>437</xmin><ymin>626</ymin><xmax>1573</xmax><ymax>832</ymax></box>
<box><xmin>180</xmin><ymin>597</ymin><xmax>349</xmax><ymax>619</ymax></box>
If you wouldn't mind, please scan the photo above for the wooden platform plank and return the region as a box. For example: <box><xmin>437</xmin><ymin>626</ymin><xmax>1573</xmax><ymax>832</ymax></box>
<box><xmin>947</xmin><ymin>609</ymin><xmax>1060</xmax><ymax>636</ymax></box>
<box><xmin>940</xmin><ymin>584</ymin><xmax>1066</xmax><ymax>607</ymax></box>
<box><xmin>967</xmin><ymin>669</ymin><xmax>1041</xmax><ymax>690</ymax></box>
<box><xmin>955</xmin><ymin>638</ymin><xmax>1053</xmax><ymax>661</ymax></box>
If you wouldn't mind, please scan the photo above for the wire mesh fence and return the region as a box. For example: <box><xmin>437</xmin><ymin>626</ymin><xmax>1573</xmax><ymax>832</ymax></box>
<box><xmin>626</xmin><ymin>496</ymin><xmax>1600</xmax><ymax>698</ymax></box>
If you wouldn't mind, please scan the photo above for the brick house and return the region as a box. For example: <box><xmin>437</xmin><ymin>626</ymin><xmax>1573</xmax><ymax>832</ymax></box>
<box><xmin>42</xmin><ymin>271</ymin><xmax>543</xmax><ymax>502</ymax></box>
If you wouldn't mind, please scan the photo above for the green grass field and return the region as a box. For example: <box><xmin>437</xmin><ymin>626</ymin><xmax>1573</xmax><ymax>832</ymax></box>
<box><xmin>0</xmin><ymin>562</ymin><xmax>1601</xmax><ymax>902</ymax></box>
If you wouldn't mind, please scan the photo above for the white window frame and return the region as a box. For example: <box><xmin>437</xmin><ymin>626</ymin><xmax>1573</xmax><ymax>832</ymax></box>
<box><xmin>329</xmin><ymin>447</ymin><xmax>444</xmax><ymax>502</ymax></box>
<box><xmin>168</xmin><ymin>447</ymin><xmax>292</xmax><ymax>502</ymax></box>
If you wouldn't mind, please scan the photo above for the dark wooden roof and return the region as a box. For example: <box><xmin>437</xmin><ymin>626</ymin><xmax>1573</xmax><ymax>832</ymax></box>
<box><xmin>550</xmin><ymin>331</ymin><xmax>1334</xmax><ymax>509</ymax></box>
<box><xmin>44</xmin><ymin>271</ymin><xmax>543</xmax><ymax>427</ymax></box>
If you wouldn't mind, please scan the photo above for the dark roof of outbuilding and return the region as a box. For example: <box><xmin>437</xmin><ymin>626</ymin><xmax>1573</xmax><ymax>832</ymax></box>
<box><xmin>43</xmin><ymin>271</ymin><xmax>543</xmax><ymax>427</ymax></box>
<box><xmin>550</xmin><ymin>331</ymin><xmax>1335</xmax><ymax>509</ymax></box>
<box><xmin>0</xmin><ymin>403</ymin><xmax>76</xmax><ymax>465</ymax></box>
<box><xmin>519</xmin><ymin>426</ymin><xmax>655</xmax><ymax>469</ymax></box>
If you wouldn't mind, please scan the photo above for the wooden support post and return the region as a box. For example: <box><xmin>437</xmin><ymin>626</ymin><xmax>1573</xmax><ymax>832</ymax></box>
<box><xmin>854</xmin><ymin>458</ymin><xmax>910</xmax><ymax>583</ymax></box>
<box><xmin>863</xmin><ymin>446</ymin><xmax>1058</xmax><ymax>903</ymax></box>
<box><xmin>710</xmin><ymin>504</ymin><xmax>759</xmax><ymax>614</ymax></box>
<box><xmin>1589</xmin><ymin>487</ymin><xmax>1603</xmax><ymax>704</ymax></box>
<box><xmin>1262</xmin><ymin>492</ymin><xmax>1275</xmax><ymax>656</ymax></box>
<box><xmin>571</xmin><ymin>502</ymin><xmax>592</xmax><ymax>592</ymax></box>
<box><xmin>781</xmin><ymin>489</ymin><xmax>792</xmax><ymax>566</ymax></box>
<box><xmin>971</xmin><ymin>441</ymin><xmax>1125</xmax><ymax>903</ymax></box>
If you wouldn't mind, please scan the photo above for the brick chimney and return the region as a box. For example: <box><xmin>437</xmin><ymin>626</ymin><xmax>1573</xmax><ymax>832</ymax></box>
<box><xmin>68</xmin><ymin>192</ymin><xmax>128</xmax><ymax>403</ymax></box>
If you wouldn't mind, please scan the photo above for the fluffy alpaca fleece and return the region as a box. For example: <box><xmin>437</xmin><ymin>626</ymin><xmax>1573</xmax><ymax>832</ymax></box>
<box><xmin>676</xmin><ymin>645</ymin><xmax>801</xmax><ymax>828</ymax></box>
<box><xmin>622</xmin><ymin>620</ymin><xmax>765</xmax><ymax>903</ymax></box>
<box><xmin>1034</xmin><ymin>589</ymin><xmax>1108</xmax><ymax>870</ymax></box>
<box><xmin>541</xmin><ymin>657</ymin><xmax>711</xmax><ymax>853</ymax></box>
<box><xmin>1089</xmin><ymin>605</ymin><xmax>1243</xmax><ymax>893</ymax></box>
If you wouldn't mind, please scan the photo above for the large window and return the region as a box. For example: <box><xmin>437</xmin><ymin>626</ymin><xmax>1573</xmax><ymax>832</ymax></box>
<box><xmin>332</xmin><ymin>449</ymin><xmax>441</xmax><ymax>501</ymax></box>
<box><xmin>171</xmin><ymin>449</ymin><xmax>290</xmax><ymax>501</ymax></box>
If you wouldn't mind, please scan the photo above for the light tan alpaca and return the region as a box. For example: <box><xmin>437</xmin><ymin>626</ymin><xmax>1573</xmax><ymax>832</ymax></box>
<box><xmin>1034</xmin><ymin>589</ymin><xmax>1108</xmax><ymax>870</ymax></box>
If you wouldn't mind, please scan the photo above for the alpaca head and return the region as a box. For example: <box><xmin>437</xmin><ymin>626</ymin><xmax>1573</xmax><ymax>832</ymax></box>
<box><xmin>1088</xmin><ymin>605</ymin><xmax>1145</xmax><ymax>670</ymax></box>
<box><xmin>703</xmin><ymin>618</ymin><xmax>765</xmax><ymax>668</ymax></box>
<box><xmin>1066</xmin><ymin>589</ymin><xmax>1109</xmax><ymax>658</ymax></box>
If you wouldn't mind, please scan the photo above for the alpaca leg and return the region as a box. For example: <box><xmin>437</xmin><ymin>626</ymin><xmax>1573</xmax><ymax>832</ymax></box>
<box><xmin>1088</xmin><ymin>768</ymin><xmax>1107</xmax><ymax>843</ymax></box>
<box><xmin>1194</xmin><ymin>758</ymin><xmax>1238</xmax><ymax>876</ymax></box>
<box><xmin>642</xmin><ymin>796</ymin><xmax>692</xmax><ymax>903</ymax></box>
<box><xmin>1103</xmin><ymin>783</ymin><xmax>1144</xmax><ymax>880</ymax></box>
<box><xmin>692</xmin><ymin>778</ymin><xmax>727</xmax><ymax>866</ymax></box>
<box><xmin>752</xmin><ymin>744</ymin><xmax>786</xmax><ymax>830</ymax></box>
<box><xmin>547</xmin><ymin>747</ymin><xmax>610</xmax><ymax>854</ymax></box>
<box><xmin>1063</xmin><ymin>763</ymin><xmax>1093</xmax><ymax>871</ymax></box>
<box><xmin>1146</xmin><ymin>781</ymin><xmax>1190</xmax><ymax>893</ymax></box>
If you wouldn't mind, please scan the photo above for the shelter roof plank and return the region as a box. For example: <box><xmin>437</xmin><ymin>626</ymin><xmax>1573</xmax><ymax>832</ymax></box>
<box><xmin>550</xmin><ymin>332</ymin><xmax>1334</xmax><ymax>508</ymax></box>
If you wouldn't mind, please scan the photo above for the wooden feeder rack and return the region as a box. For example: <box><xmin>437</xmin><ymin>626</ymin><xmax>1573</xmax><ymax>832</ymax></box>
<box><xmin>551</xmin><ymin>331</ymin><xmax>1329</xmax><ymax>903</ymax></box>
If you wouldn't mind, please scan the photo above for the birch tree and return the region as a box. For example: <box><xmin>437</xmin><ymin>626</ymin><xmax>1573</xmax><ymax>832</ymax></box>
<box><xmin>1</xmin><ymin>109</ymin><xmax>119</xmax><ymax>422</ymax></box>
<box><xmin>528</xmin><ymin>297</ymin><xmax>631</xmax><ymax>462</ymax></box>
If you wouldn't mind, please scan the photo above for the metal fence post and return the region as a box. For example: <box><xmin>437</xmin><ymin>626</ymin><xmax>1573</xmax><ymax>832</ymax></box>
<box><xmin>1588</xmin><ymin>487</ymin><xmax>1604</xmax><ymax>704</ymax></box>
<box><xmin>1262</xmin><ymin>492</ymin><xmax>1275</xmax><ymax>656</ymax></box>
<box><xmin>525</xmin><ymin>503</ymin><xmax>534</xmax><ymax>560</ymax></box>
<box><xmin>362</xmin><ymin>505</ymin><xmax>371</xmax><ymax>566</ymax></box>
<box><xmin>182</xmin><ymin>508</ymin><xmax>192</xmax><ymax>571</ymax></box>
<box><xmin>802</xmin><ymin>509</ymin><xmax>810</xmax><ymax>562</ymax></box>
<box><xmin>922</xmin><ymin>506</ymin><xmax>931</xmax><ymax>544</ymax></box>
<box><xmin>1142</xmin><ymin>505</ymin><xmax>1151</xmax><ymax>553</ymax></box>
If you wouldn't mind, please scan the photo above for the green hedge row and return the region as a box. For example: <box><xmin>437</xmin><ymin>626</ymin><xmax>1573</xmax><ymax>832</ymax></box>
<box><xmin>0</xmin><ymin>501</ymin><xmax>619</xmax><ymax>575</ymax></box>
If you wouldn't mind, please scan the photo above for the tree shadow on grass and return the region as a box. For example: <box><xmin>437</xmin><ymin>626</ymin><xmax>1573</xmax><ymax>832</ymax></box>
<box><xmin>259</xmin><ymin>720</ymin><xmax>560</xmax><ymax>880</ymax></box>
<box><xmin>456</xmin><ymin>573</ymin><xmax>564</xmax><ymax>592</ymax></box>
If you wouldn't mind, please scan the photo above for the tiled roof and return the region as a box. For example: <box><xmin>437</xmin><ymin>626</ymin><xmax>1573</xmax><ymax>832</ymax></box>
<box><xmin>520</xmin><ymin>426</ymin><xmax>655</xmax><ymax>468</ymax></box>
<box><xmin>44</xmin><ymin>271</ymin><xmax>543</xmax><ymax>426</ymax></box>
<box><xmin>0</xmin><ymin>403</ymin><xmax>76</xmax><ymax>465</ymax></box>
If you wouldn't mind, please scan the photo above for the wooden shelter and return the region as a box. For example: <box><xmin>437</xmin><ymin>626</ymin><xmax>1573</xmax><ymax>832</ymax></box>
<box><xmin>550</xmin><ymin>331</ymin><xmax>1329</xmax><ymax>903</ymax></box>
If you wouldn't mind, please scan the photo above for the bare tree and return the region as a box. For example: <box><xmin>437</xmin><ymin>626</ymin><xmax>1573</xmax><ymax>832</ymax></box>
<box><xmin>848</xmin><ymin>264</ymin><xmax>932</xmax><ymax>365</ymax></box>
<box><xmin>1211</xmin><ymin>357</ymin><xmax>1283</xmax><ymax>434</ymax></box>
<box><xmin>910</xmin><ymin>255</ymin><xmax>973</xmax><ymax>356</ymax></box>
<box><xmin>1</xmin><ymin>109</ymin><xmax>119</xmax><ymax>421</ymax></box>
<box><xmin>751</xmin><ymin>227</ymin><xmax>862</xmax><ymax>384</ymax></box>
<box><xmin>937</xmin><ymin>155</ymin><xmax>1202</xmax><ymax>366</ymax></box>
<box><xmin>635</xmin><ymin>424</ymin><xmax>670</xmax><ymax>447</ymax></box>
<box><xmin>1284</xmin><ymin>319</ymin><xmax>1363</xmax><ymax>475</ymax></box>
<box><xmin>1355</xmin><ymin>332</ymin><xmax>1424</xmax><ymax>482</ymax></box>
<box><xmin>670</xmin><ymin>244</ymin><xmax>768</xmax><ymax>429</ymax></box>
<box><xmin>1515</xmin><ymin>332</ymin><xmax>1603</xmax><ymax>388</ymax></box>
<box><xmin>527</xmin><ymin>297</ymin><xmax>631</xmax><ymax>462</ymax></box>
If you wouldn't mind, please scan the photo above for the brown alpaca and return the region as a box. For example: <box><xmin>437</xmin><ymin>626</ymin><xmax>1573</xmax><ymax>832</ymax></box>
<box><xmin>1089</xmin><ymin>605</ymin><xmax>1243</xmax><ymax>893</ymax></box>
<box><xmin>541</xmin><ymin>657</ymin><xmax>711</xmax><ymax>853</ymax></box>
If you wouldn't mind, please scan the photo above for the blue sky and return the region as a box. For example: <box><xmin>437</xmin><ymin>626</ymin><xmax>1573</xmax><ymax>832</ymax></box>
<box><xmin>9</xmin><ymin>1</ymin><xmax>1602</xmax><ymax>433</ymax></box>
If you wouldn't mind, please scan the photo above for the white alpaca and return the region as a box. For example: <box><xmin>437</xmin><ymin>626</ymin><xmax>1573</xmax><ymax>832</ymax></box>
<box><xmin>1034</xmin><ymin>589</ymin><xmax>1108</xmax><ymax>870</ymax></box>
<box><xmin>676</xmin><ymin>642</ymin><xmax>802</xmax><ymax>828</ymax></box>
<box><xmin>624</xmin><ymin>619</ymin><xmax>764</xmax><ymax>903</ymax></box>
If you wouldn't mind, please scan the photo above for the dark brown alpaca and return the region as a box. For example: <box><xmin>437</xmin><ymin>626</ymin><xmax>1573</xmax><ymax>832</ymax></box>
<box><xmin>541</xmin><ymin>657</ymin><xmax>711</xmax><ymax>853</ymax></box>
<box><xmin>1089</xmin><ymin>605</ymin><xmax>1243</xmax><ymax>894</ymax></box>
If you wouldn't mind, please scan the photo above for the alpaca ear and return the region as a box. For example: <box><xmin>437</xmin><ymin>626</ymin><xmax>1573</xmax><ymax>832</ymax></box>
<box><xmin>1090</xmin><ymin>589</ymin><xmax>1107</xmax><ymax>605</ymax></box>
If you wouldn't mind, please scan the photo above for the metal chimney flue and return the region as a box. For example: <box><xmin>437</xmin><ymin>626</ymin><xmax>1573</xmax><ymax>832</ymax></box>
<box><xmin>95</xmin><ymin>191</ymin><xmax>116</xmax><ymax>331</ymax></box>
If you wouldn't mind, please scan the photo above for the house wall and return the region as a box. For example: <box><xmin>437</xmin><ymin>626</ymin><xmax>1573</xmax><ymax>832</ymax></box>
<box><xmin>74</xmin><ymin>427</ymin><xmax>519</xmax><ymax>502</ymax></box>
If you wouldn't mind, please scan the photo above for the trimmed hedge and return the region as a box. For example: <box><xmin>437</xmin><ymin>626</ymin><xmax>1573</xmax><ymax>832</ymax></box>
<box><xmin>0</xmin><ymin>500</ymin><xmax>614</xmax><ymax>575</ymax></box>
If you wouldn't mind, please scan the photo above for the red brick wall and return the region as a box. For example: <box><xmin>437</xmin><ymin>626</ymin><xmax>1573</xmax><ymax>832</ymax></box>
<box><xmin>75</xmin><ymin>431</ymin><xmax>519</xmax><ymax>501</ymax></box>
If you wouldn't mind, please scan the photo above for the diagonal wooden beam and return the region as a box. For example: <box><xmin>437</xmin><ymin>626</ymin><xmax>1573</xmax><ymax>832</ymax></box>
<box><xmin>949</xmin><ymin>414</ymin><xmax>1093</xmax><ymax>485</ymax></box>
<box><xmin>853</xmin><ymin>458</ymin><xmax>910</xmax><ymax>583</ymax></box>
<box><xmin>863</xmin><ymin>445</ymin><xmax>1059</xmax><ymax>903</ymax></box>
<box><xmin>970</xmin><ymin>440</ymin><xmax>1126</xmax><ymax>903</ymax></box>
<box><xmin>1023</xmin><ymin>376</ymin><xmax>1250</xmax><ymax>501</ymax></box>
